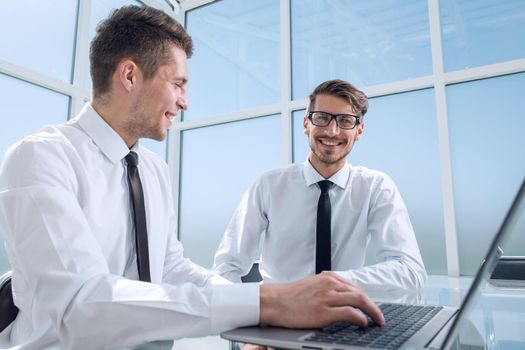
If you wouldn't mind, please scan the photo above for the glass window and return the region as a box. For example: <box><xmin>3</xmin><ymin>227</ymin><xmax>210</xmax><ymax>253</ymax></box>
<box><xmin>440</xmin><ymin>0</ymin><xmax>525</xmax><ymax>72</ymax></box>
<box><xmin>500</xmin><ymin>194</ymin><xmax>525</xmax><ymax>259</ymax></box>
<box><xmin>0</xmin><ymin>0</ymin><xmax>78</xmax><ymax>83</ymax></box>
<box><xmin>184</xmin><ymin>0</ymin><xmax>280</xmax><ymax>121</ymax></box>
<box><xmin>292</xmin><ymin>109</ymin><xmax>308</xmax><ymax>163</ymax></box>
<box><xmin>179</xmin><ymin>115</ymin><xmax>282</xmax><ymax>268</ymax></box>
<box><xmin>0</xmin><ymin>73</ymin><xmax>70</xmax><ymax>274</ymax></box>
<box><xmin>293</xmin><ymin>89</ymin><xmax>447</xmax><ymax>274</ymax></box>
<box><xmin>140</xmin><ymin>137</ymin><xmax>167</xmax><ymax>160</ymax></box>
<box><xmin>291</xmin><ymin>0</ymin><xmax>432</xmax><ymax>100</ymax></box>
<box><xmin>447</xmin><ymin>73</ymin><xmax>525</xmax><ymax>275</ymax></box>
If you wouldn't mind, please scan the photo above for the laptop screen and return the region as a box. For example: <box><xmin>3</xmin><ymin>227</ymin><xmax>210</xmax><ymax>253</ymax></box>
<box><xmin>442</xmin><ymin>177</ymin><xmax>525</xmax><ymax>349</ymax></box>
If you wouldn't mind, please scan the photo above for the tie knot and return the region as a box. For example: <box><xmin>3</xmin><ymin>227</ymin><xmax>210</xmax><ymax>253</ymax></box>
<box><xmin>318</xmin><ymin>180</ymin><xmax>332</xmax><ymax>193</ymax></box>
<box><xmin>125</xmin><ymin>151</ymin><xmax>139</xmax><ymax>167</ymax></box>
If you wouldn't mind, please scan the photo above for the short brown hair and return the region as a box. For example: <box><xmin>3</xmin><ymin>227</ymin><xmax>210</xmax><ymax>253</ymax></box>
<box><xmin>308</xmin><ymin>79</ymin><xmax>368</xmax><ymax>116</ymax></box>
<box><xmin>90</xmin><ymin>5</ymin><xmax>193</xmax><ymax>98</ymax></box>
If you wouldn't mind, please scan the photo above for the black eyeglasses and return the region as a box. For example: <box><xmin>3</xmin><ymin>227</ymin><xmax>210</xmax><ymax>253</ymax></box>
<box><xmin>307</xmin><ymin>111</ymin><xmax>362</xmax><ymax>130</ymax></box>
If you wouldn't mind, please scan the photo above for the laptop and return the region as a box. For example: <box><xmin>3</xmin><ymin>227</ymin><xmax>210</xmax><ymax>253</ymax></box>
<box><xmin>221</xmin><ymin>177</ymin><xmax>525</xmax><ymax>349</ymax></box>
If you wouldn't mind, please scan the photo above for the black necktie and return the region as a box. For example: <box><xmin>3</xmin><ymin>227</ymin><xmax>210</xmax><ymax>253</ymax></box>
<box><xmin>316</xmin><ymin>180</ymin><xmax>333</xmax><ymax>274</ymax></box>
<box><xmin>125</xmin><ymin>151</ymin><xmax>151</xmax><ymax>282</ymax></box>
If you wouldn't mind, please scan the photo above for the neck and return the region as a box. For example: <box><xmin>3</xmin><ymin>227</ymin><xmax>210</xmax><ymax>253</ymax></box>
<box><xmin>91</xmin><ymin>97</ymin><xmax>136</xmax><ymax>148</ymax></box>
<box><xmin>308</xmin><ymin>154</ymin><xmax>345</xmax><ymax>179</ymax></box>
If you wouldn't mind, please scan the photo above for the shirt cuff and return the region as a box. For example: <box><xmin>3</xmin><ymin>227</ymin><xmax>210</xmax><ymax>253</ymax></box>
<box><xmin>210</xmin><ymin>281</ymin><xmax>260</xmax><ymax>334</ymax></box>
<box><xmin>334</xmin><ymin>270</ymin><xmax>353</xmax><ymax>281</ymax></box>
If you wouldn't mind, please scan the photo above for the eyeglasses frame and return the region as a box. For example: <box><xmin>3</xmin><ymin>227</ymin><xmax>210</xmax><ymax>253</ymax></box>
<box><xmin>306</xmin><ymin>111</ymin><xmax>362</xmax><ymax>130</ymax></box>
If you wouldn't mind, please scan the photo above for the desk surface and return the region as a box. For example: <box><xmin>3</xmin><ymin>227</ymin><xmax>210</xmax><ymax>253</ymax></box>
<box><xmin>370</xmin><ymin>275</ymin><xmax>473</xmax><ymax>307</ymax></box>
<box><xmin>133</xmin><ymin>275</ymin><xmax>525</xmax><ymax>349</ymax></box>
<box><xmin>373</xmin><ymin>275</ymin><xmax>525</xmax><ymax>349</ymax></box>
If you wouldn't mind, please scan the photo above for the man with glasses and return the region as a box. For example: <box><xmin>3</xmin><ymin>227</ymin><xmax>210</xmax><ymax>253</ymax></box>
<box><xmin>214</xmin><ymin>79</ymin><xmax>427</xmax><ymax>292</ymax></box>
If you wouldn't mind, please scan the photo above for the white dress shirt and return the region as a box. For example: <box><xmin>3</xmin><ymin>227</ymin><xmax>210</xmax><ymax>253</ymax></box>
<box><xmin>0</xmin><ymin>104</ymin><xmax>259</xmax><ymax>349</ymax></box>
<box><xmin>214</xmin><ymin>161</ymin><xmax>427</xmax><ymax>291</ymax></box>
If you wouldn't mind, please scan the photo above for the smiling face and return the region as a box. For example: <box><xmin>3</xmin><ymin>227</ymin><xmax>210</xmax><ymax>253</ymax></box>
<box><xmin>122</xmin><ymin>45</ymin><xmax>188</xmax><ymax>145</ymax></box>
<box><xmin>304</xmin><ymin>93</ymin><xmax>364</xmax><ymax>178</ymax></box>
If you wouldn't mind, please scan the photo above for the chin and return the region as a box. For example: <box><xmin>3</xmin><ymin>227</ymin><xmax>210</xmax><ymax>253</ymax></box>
<box><xmin>316</xmin><ymin>150</ymin><xmax>350</xmax><ymax>164</ymax></box>
<box><xmin>144</xmin><ymin>132</ymin><xmax>166</xmax><ymax>142</ymax></box>
<box><xmin>320</xmin><ymin>157</ymin><xmax>343</xmax><ymax>165</ymax></box>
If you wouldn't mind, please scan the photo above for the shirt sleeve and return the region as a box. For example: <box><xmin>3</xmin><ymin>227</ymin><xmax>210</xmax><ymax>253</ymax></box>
<box><xmin>213</xmin><ymin>178</ymin><xmax>268</xmax><ymax>282</ymax></box>
<box><xmin>336</xmin><ymin>175</ymin><xmax>428</xmax><ymax>292</ymax></box>
<box><xmin>0</xmin><ymin>138</ymin><xmax>259</xmax><ymax>349</ymax></box>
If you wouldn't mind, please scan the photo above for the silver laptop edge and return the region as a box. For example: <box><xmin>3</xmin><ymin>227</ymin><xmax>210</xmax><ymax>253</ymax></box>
<box><xmin>223</xmin><ymin>305</ymin><xmax>458</xmax><ymax>350</ymax></box>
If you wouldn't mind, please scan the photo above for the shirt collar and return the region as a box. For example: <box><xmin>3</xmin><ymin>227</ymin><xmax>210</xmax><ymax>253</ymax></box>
<box><xmin>75</xmin><ymin>103</ymin><xmax>131</xmax><ymax>164</ymax></box>
<box><xmin>303</xmin><ymin>160</ymin><xmax>350</xmax><ymax>189</ymax></box>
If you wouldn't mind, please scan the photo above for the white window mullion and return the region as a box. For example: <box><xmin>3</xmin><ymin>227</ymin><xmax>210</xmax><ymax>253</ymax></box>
<box><xmin>70</xmin><ymin>0</ymin><xmax>93</xmax><ymax>118</ymax></box>
<box><xmin>280</xmin><ymin>0</ymin><xmax>292</xmax><ymax>165</ymax></box>
<box><xmin>0</xmin><ymin>58</ymin><xmax>76</xmax><ymax>99</ymax></box>
<box><xmin>445</xmin><ymin>58</ymin><xmax>525</xmax><ymax>85</ymax></box>
<box><xmin>180</xmin><ymin>0</ymin><xmax>215</xmax><ymax>12</ymax></box>
<box><xmin>141</xmin><ymin>0</ymin><xmax>176</xmax><ymax>13</ymax></box>
<box><xmin>173</xmin><ymin>104</ymin><xmax>282</xmax><ymax>131</ymax></box>
<box><xmin>429</xmin><ymin>0</ymin><xmax>459</xmax><ymax>277</ymax></box>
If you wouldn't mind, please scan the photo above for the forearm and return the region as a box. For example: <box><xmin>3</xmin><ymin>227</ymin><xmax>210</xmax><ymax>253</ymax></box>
<box><xmin>163</xmin><ymin>247</ymin><xmax>220</xmax><ymax>286</ymax></box>
<box><xmin>61</xmin><ymin>275</ymin><xmax>260</xmax><ymax>348</ymax></box>
<box><xmin>365</xmin><ymin>175</ymin><xmax>427</xmax><ymax>291</ymax></box>
<box><xmin>214</xmin><ymin>267</ymin><xmax>244</xmax><ymax>283</ymax></box>
<box><xmin>214</xmin><ymin>182</ymin><xmax>268</xmax><ymax>282</ymax></box>
<box><xmin>336</xmin><ymin>257</ymin><xmax>427</xmax><ymax>292</ymax></box>
<box><xmin>214</xmin><ymin>232</ymin><xmax>264</xmax><ymax>283</ymax></box>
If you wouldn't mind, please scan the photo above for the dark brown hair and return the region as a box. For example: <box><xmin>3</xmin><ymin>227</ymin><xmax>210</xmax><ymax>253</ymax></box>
<box><xmin>90</xmin><ymin>5</ymin><xmax>193</xmax><ymax>98</ymax></box>
<box><xmin>308</xmin><ymin>79</ymin><xmax>368</xmax><ymax>116</ymax></box>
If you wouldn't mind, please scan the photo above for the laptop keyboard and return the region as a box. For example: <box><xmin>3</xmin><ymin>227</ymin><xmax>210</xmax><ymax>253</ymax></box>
<box><xmin>304</xmin><ymin>303</ymin><xmax>443</xmax><ymax>349</ymax></box>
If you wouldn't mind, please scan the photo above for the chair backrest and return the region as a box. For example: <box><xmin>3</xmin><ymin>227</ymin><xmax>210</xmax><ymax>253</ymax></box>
<box><xmin>241</xmin><ymin>262</ymin><xmax>262</xmax><ymax>283</ymax></box>
<box><xmin>0</xmin><ymin>271</ymin><xmax>19</xmax><ymax>332</ymax></box>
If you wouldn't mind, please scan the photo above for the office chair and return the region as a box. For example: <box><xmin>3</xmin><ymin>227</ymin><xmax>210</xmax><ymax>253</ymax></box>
<box><xmin>240</xmin><ymin>262</ymin><xmax>262</xmax><ymax>283</ymax></box>
<box><xmin>491</xmin><ymin>256</ymin><xmax>525</xmax><ymax>280</ymax></box>
<box><xmin>0</xmin><ymin>271</ymin><xmax>19</xmax><ymax>332</ymax></box>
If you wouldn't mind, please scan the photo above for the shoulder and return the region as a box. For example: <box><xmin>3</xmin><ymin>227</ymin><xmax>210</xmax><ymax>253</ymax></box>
<box><xmin>240</xmin><ymin>164</ymin><xmax>303</xmax><ymax>198</ymax></box>
<box><xmin>0</xmin><ymin>124</ymin><xmax>77</xmax><ymax>189</ymax></box>
<box><xmin>255</xmin><ymin>163</ymin><xmax>303</xmax><ymax>185</ymax></box>
<box><xmin>349</xmin><ymin>165</ymin><xmax>396</xmax><ymax>189</ymax></box>
<box><xmin>3</xmin><ymin>124</ymin><xmax>72</xmax><ymax>163</ymax></box>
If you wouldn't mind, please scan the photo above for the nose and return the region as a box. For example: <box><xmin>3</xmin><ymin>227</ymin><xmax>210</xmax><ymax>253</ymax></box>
<box><xmin>177</xmin><ymin>93</ymin><xmax>188</xmax><ymax>111</ymax></box>
<box><xmin>324</xmin><ymin>118</ymin><xmax>340</xmax><ymax>136</ymax></box>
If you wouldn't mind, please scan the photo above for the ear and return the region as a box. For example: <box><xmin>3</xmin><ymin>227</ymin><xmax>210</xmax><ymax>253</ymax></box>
<box><xmin>355</xmin><ymin>121</ymin><xmax>365</xmax><ymax>140</ymax></box>
<box><xmin>303</xmin><ymin>114</ymin><xmax>309</xmax><ymax>135</ymax></box>
<box><xmin>117</xmin><ymin>59</ymin><xmax>138</xmax><ymax>92</ymax></box>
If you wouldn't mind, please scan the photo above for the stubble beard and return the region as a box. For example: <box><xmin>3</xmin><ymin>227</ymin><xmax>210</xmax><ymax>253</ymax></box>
<box><xmin>126</xmin><ymin>100</ymin><xmax>165</xmax><ymax>142</ymax></box>
<box><xmin>309</xmin><ymin>138</ymin><xmax>353</xmax><ymax>165</ymax></box>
